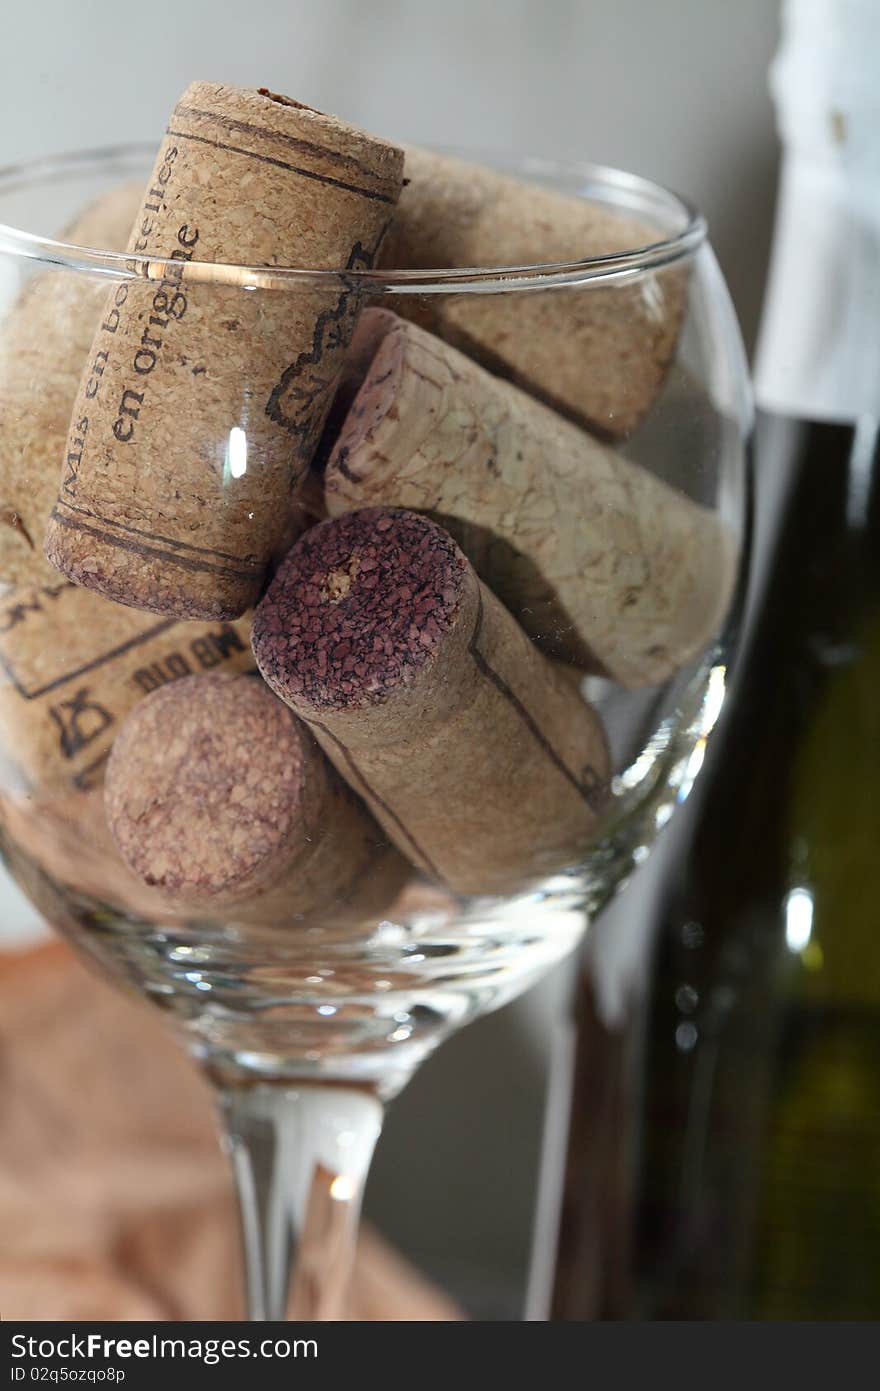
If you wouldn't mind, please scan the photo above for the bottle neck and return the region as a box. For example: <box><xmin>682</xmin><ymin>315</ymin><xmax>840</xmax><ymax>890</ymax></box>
<box><xmin>748</xmin><ymin>414</ymin><xmax>880</xmax><ymax>662</ymax></box>
<box><xmin>681</xmin><ymin>415</ymin><xmax>879</xmax><ymax>900</ymax></box>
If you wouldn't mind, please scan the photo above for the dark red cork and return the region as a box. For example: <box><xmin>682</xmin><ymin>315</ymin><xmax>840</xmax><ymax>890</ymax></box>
<box><xmin>251</xmin><ymin>507</ymin><xmax>468</xmax><ymax>712</ymax></box>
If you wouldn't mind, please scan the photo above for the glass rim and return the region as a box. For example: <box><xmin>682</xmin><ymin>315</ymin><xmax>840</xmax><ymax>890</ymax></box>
<box><xmin>0</xmin><ymin>142</ymin><xmax>707</xmax><ymax>294</ymax></box>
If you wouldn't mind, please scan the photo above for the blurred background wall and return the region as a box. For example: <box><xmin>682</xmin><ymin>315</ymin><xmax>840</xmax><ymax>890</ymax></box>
<box><xmin>0</xmin><ymin>0</ymin><xmax>781</xmax><ymax>1316</ymax></box>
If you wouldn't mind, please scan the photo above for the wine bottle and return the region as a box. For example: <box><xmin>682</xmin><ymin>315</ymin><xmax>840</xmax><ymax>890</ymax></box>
<box><xmin>633</xmin><ymin>0</ymin><xmax>880</xmax><ymax>1319</ymax></box>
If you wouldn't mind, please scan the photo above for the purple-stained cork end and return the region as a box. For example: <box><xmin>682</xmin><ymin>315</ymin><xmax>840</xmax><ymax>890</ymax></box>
<box><xmin>252</xmin><ymin>507</ymin><xmax>468</xmax><ymax>712</ymax></box>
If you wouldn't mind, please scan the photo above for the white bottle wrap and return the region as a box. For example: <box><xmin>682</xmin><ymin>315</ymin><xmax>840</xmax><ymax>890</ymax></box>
<box><xmin>755</xmin><ymin>0</ymin><xmax>880</xmax><ymax>420</ymax></box>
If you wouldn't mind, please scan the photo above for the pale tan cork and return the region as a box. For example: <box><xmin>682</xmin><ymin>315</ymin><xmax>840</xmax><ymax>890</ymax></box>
<box><xmin>252</xmin><ymin>508</ymin><xmax>611</xmax><ymax>896</ymax></box>
<box><xmin>302</xmin><ymin>307</ymin><xmax>400</xmax><ymax>514</ymax></box>
<box><xmin>0</xmin><ymin>786</ymin><xmax>187</xmax><ymax>924</ymax></box>
<box><xmin>0</xmin><ymin>184</ymin><xmax>142</xmax><ymax>589</ymax></box>
<box><xmin>0</xmin><ymin>580</ymin><xmax>253</xmax><ymax>796</ymax></box>
<box><xmin>380</xmin><ymin>147</ymin><xmax>688</xmax><ymax>440</ymax></box>
<box><xmin>104</xmin><ymin>672</ymin><xmax>408</xmax><ymax>926</ymax></box>
<box><xmin>323</xmin><ymin>314</ymin><xmax>737</xmax><ymax>688</ymax></box>
<box><xmin>44</xmin><ymin>83</ymin><xmax>404</xmax><ymax>620</ymax></box>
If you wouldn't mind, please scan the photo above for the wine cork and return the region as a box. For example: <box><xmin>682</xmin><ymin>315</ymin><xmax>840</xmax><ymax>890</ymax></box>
<box><xmin>104</xmin><ymin>672</ymin><xmax>407</xmax><ymax>925</ymax></box>
<box><xmin>44</xmin><ymin>82</ymin><xmax>405</xmax><ymax>620</ymax></box>
<box><xmin>251</xmin><ymin>508</ymin><xmax>610</xmax><ymax>896</ymax></box>
<box><xmin>380</xmin><ymin>147</ymin><xmax>688</xmax><ymax>439</ymax></box>
<box><xmin>0</xmin><ymin>579</ymin><xmax>252</xmax><ymax>796</ymax></box>
<box><xmin>0</xmin><ymin>786</ymin><xmax>184</xmax><ymax>925</ymax></box>
<box><xmin>0</xmin><ymin>184</ymin><xmax>142</xmax><ymax>589</ymax></box>
<box><xmin>312</xmin><ymin>306</ymin><xmax>398</xmax><ymax>461</ymax></box>
<box><xmin>327</xmin><ymin>307</ymin><xmax>399</xmax><ymax>430</ymax></box>
<box><xmin>324</xmin><ymin>314</ymin><xmax>736</xmax><ymax>688</ymax></box>
<box><xmin>58</xmin><ymin>185</ymin><xmax>147</xmax><ymax>252</ymax></box>
<box><xmin>304</xmin><ymin>306</ymin><xmax>400</xmax><ymax>523</ymax></box>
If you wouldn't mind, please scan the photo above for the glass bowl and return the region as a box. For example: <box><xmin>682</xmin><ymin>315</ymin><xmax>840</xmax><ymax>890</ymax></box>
<box><xmin>0</xmin><ymin>143</ymin><xmax>750</xmax><ymax>1318</ymax></box>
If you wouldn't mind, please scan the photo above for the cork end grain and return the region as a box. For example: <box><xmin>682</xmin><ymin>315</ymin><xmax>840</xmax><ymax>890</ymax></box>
<box><xmin>105</xmin><ymin>672</ymin><xmax>309</xmax><ymax>901</ymax></box>
<box><xmin>252</xmin><ymin>508</ymin><xmax>467</xmax><ymax>713</ymax></box>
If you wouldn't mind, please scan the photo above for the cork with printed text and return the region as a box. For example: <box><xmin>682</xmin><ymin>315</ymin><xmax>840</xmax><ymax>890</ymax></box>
<box><xmin>0</xmin><ymin>580</ymin><xmax>252</xmax><ymax>796</ymax></box>
<box><xmin>0</xmin><ymin>184</ymin><xmax>142</xmax><ymax>589</ymax></box>
<box><xmin>44</xmin><ymin>83</ymin><xmax>404</xmax><ymax>620</ymax></box>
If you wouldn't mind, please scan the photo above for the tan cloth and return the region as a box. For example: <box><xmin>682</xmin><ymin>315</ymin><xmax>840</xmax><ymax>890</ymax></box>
<box><xmin>0</xmin><ymin>942</ymin><xmax>460</xmax><ymax>1320</ymax></box>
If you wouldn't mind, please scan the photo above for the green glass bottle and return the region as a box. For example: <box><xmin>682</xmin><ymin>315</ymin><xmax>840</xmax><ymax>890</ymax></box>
<box><xmin>635</xmin><ymin>416</ymin><xmax>880</xmax><ymax>1319</ymax></box>
<box><xmin>634</xmin><ymin>0</ymin><xmax>880</xmax><ymax>1317</ymax></box>
<box><xmin>748</xmin><ymin>601</ymin><xmax>880</xmax><ymax>1319</ymax></box>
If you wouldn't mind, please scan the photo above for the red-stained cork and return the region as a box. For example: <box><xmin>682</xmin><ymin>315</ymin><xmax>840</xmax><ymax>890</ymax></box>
<box><xmin>252</xmin><ymin>508</ymin><xmax>467</xmax><ymax>713</ymax></box>
<box><xmin>104</xmin><ymin>671</ymin><xmax>407</xmax><ymax>923</ymax></box>
<box><xmin>252</xmin><ymin>508</ymin><xmax>611</xmax><ymax>895</ymax></box>
<box><xmin>323</xmin><ymin>312</ymin><xmax>739</xmax><ymax>688</ymax></box>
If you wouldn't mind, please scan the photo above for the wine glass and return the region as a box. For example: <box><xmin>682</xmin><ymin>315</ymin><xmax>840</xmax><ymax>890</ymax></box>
<box><xmin>0</xmin><ymin>145</ymin><xmax>750</xmax><ymax>1320</ymax></box>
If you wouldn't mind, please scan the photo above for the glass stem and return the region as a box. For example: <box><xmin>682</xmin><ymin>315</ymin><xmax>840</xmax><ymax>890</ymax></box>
<box><xmin>217</xmin><ymin>1082</ymin><xmax>384</xmax><ymax>1321</ymax></box>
